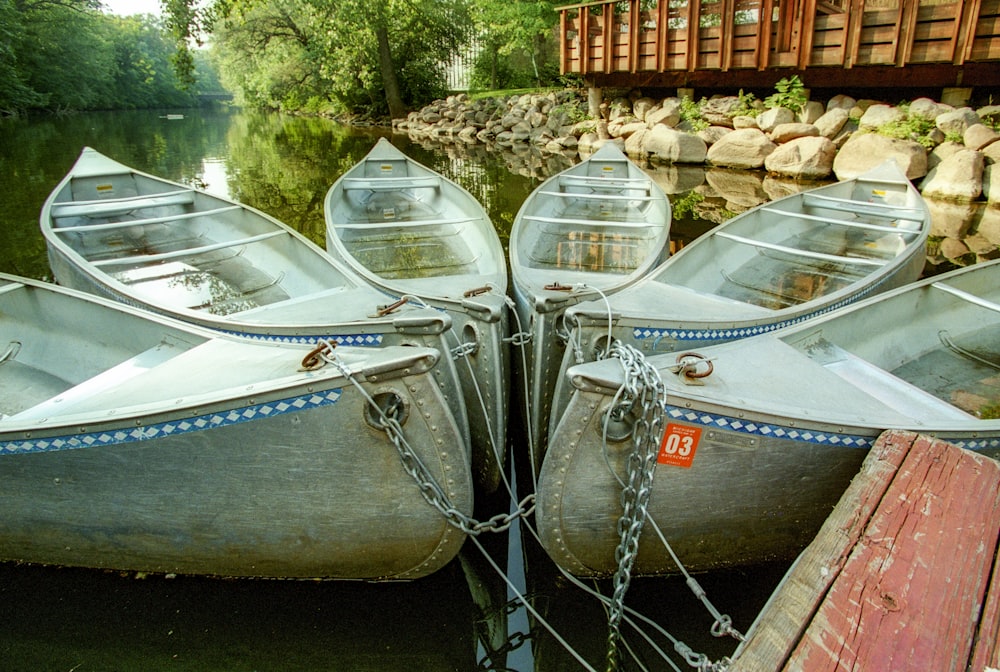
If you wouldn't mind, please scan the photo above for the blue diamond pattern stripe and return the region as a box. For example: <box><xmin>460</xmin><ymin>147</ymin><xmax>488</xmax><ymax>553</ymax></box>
<box><xmin>217</xmin><ymin>330</ymin><xmax>385</xmax><ymax>346</ymax></box>
<box><xmin>633</xmin><ymin>277</ymin><xmax>888</xmax><ymax>342</ymax></box>
<box><xmin>663</xmin><ymin>404</ymin><xmax>999</xmax><ymax>453</ymax></box>
<box><xmin>664</xmin><ymin>404</ymin><xmax>876</xmax><ymax>449</ymax></box>
<box><xmin>0</xmin><ymin>388</ymin><xmax>343</xmax><ymax>456</ymax></box>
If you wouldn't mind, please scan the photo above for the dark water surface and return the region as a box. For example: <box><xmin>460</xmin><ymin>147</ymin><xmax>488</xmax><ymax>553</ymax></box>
<box><xmin>0</xmin><ymin>107</ymin><xmax>953</xmax><ymax>671</ymax></box>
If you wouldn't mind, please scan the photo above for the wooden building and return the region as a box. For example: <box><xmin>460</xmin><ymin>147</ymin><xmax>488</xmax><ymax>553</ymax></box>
<box><xmin>558</xmin><ymin>0</ymin><xmax>1000</xmax><ymax>95</ymax></box>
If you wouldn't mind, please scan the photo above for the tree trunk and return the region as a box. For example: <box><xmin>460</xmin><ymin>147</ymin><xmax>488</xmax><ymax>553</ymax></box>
<box><xmin>374</xmin><ymin>22</ymin><xmax>406</xmax><ymax>119</ymax></box>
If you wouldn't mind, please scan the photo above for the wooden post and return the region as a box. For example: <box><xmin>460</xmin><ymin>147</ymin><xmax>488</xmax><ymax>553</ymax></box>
<box><xmin>588</xmin><ymin>87</ymin><xmax>603</xmax><ymax>119</ymax></box>
<box><xmin>687</xmin><ymin>0</ymin><xmax>702</xmax><ymax>71</ymax></box>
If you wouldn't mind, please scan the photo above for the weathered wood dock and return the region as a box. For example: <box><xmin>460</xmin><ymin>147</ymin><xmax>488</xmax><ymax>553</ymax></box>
<box><xmin>728</xmin><ymin>430</ymin><xmax>1000</xmax><ymax>671</ymax></box>
<box><xmin>558</xmin><ymin>0</ymin><xmax>1000</xmax><ymax>91</ymax></box>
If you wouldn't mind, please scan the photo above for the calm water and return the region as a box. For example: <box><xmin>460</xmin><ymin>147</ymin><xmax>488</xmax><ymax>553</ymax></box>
<box><xmin>0</xmin><ymin>107</ymin><xmax>955</xmax><ymax>671</ymax></box>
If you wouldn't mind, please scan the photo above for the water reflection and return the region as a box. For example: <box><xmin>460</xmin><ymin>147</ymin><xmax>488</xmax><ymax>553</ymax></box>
<box><xmin>0</xmin><ymin>108</ymin><xmax>992</xmax><ymax>671</ymax></box>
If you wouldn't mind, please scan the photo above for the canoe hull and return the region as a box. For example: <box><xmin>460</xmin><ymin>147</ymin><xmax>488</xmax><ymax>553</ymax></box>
<box><xmin>509</xmin><ymin>143</ymin><xmax>672</xmax><ymax>459</ymax></box>
<box><xmin>324</xmin><ymin>139</ymin><xmax>510</xmax><ymax>491</ymax></box>
<box><xmin>539</xmin><ymin>259</ymin><xmax>1000</xmax><ymax>576</ymax></box>
<box><xmin>1</xmin><ymin>364</ymin><xmax>469</xmax><ymax>580</ymax></box>
<box><xmin>540</xmin><ymin>388</ymin><xmax>1000</xmax><ymax>576</ymax></box>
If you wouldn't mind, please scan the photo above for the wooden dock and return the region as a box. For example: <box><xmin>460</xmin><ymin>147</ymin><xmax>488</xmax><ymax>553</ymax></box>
<box><xmin>558</xmin><ymin>0</ymin><xmax>1000</xmax><ymax>90</ymax></box>
<box><xmin>728</xmin><ymin>430</ymin><xmax>1000</xmax><ymax>671</ymax></box>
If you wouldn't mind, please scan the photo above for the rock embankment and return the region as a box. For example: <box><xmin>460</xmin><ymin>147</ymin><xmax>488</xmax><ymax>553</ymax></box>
<box><xmin>393</xmin><ymin>90</ymin><xmax>1000</xmax><ymax>206</ymax></box>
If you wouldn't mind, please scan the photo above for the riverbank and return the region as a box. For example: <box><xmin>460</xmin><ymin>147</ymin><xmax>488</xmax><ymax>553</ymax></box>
<box><xmin>394</xmin><ymin>89</ymin><xmax>1000</xmax><ymax>205</ymax></box>
<box><xmin>393</xmin><ymin>88</ymin><xmax>1000</xmax><ymax>270</ymax></box>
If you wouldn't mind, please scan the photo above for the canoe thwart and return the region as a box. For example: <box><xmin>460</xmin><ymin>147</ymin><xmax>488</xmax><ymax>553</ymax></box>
<box><xmin>92</xmin><ymin>230</ymin><xmax>288</xmax><ymax>267</ymax></box>
<box><xmin>51</xmin><ymin>205</ymin><xmax>242</xmax><ymax>233</ymax></box>
<box><xmin>932</xmin><ymin>281</ymin><xmax>1000</xmax><ymax>315</ymax></box>
<box><xmin>801</xmin><ymin>193</ymin><xmax>926</xmax><ymax>222</ymax></box>
<box><xmin>760</xmin><ymin>207</ymin><xmax>923</xmax><ymax>235</ymax></box>
<box><xmin>332</xmin><ymin>215</ymin><xmax>479</xmax><ymax>230</ymax></box>
<box><xmin>522</xmin><ymin>214</ymin><xmax>662</xmax><ymax>230</ymax></box>
<box><xmin>714</xmin><ymin>231</ymin><xmax>888</xmax><ymax>267</ymax></box>
<box><xmin>51</xmin><ymin>190</ymin><xmax>196</xmax><ymax>219</ymax></box>
<box><xmin>538</xmin><ymin>190</ymin><xmax>659</xmax><ymax>202</ymax></box>
<box><xmin>558</xmin><ymin>175</ymin><xmax>652</xmax><ymax>191</ymax></box>
<box><xmin>341</xmin><ymin>176</ymin><xmax>440</xmax><ymax>191</ymax></box>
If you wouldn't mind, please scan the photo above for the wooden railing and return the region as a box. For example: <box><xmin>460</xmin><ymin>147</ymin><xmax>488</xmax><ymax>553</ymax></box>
<box><xmin>559</xmin><ymin>0</ymin><xmax>1000</xmax><ymax>81</ymax></box>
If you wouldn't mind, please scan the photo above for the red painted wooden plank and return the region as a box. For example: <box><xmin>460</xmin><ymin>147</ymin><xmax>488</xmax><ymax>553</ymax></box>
<box><xmin>788</xmin><ymin>434</ymin><xmax>1000</xmax><ymax>671</ymax></box>
<box><xmin>969</xmin><ymin>539</ymin><xmax>1000</xmax><ymax>670</ymax></box>
<box><xmin>727</xmin><ymin>430</ymin><xmax>914</xmax><ymax>672</ymax></box>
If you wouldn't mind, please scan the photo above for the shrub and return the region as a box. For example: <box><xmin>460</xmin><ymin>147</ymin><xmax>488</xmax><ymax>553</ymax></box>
<box><xmin>764</xmin><ymin>76</ymin><xmax>807</xmax><ymax>112</ymax></box>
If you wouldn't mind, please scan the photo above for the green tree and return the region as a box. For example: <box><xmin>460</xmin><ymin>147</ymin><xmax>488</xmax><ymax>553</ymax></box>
<box><xmin>1</xmin><ymin>0</ymin><xmax>207</xmax><ymax>113</ymax></box>
<box><xmin>471</xmin><ymin>0</ymin><xmax>557</xmax><ymax>87</ymax></box>
<box><xmin>179</xmin><ymin>0</ymin><xmax>471</xmax><ymax>117</ymax></box>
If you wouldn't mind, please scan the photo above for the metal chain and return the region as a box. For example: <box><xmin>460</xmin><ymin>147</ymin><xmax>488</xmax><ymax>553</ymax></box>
<box><xmin>450</xmin><ymin>339</ymin><xmax>478</xmax><ymax>359</ymax></box>
<box><xmin>605</xmin><ymin>342</ymin><xmax>668</xmax><ymax>671</ymax></box>
<box><xmin>319</xmin><ymin>344</ymin><xmax>535</xmax><ymax>536</ymax></box>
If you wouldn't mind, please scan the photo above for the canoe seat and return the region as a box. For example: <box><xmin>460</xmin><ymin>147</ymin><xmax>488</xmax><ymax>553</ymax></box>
<box><xmin>8</xmin><ymin>342</ymin><xmax>181</xmax><ymax>422</ymax></box>
<box><xmin>801</xmin><ymin>193</ymin><xmax>925</xmax><ymax>222</ymax></box>
<box><xmin>92</xmin><ymin>230</ymin><xmax>287</xmax><ymax>267</ymax></box>
<box><xmin>761</xmin><ymin>207</ymin><xmax>922</xmax><ymax>236</ymax></box>
<box><xmin>715</xmin><ymin>231</ymin><xmax>887</xmax><ymax>267</ymax></box>
<box><xmin>559</xmin><ymin>175</ymin><xmax>650</xmax><ymax>191</ymax></box>
<box><xmin>539</xmin><ymin>190</ymin><xmax>659</xmax><ymax>203</ymax></box>
<box><xmin>51</xmin><ymin>205</ymin><xmax>242</xmax><ymax>234</ymax></box>
<box><xmin>522</xmin><ymin>214</ymin><xmax>659</xmax><ymax>230</ymax></box>
<box><xmin>51</xmin><ymin>190</ymin><xmax>196</xmax><ymax>219</ymax></box>
<box><xmin>333</xmin><ymin>216</ymin><xmax>478</xmax><ymax>230</ymax></box>
<box><xmin>341</xmin><ymin>176</ymin><xmax>440</xmax><ymax>192</ymax></box>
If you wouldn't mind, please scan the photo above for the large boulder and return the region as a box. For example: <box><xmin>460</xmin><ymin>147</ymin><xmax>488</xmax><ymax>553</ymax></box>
<box><xmin>909</xmin><ymin>97</ymin><xmax>953</xmax><ymax>120</ymax></box>
<box><xmin>706</xmin><ymin>128</ymin><xmax>777</xmax><ymax>169</ymax></box>
<box><xmin>832</xmin><ymin>133</ymin><xmax>928</xmax><ymax>180</ymax></box>
<box><xmin>964</xmin><ymin>123</ymin><xmax>1000</xmax><ymax>151</ymax></box>
<box><xmin>769</xmin><ymin>122</ymin><xmax>819</xmax><ymax>143</ymax></box>
<box><xmin>826</xmin><ymin>94</ymin><xmax>857</xmax><ymax>112</ymax></box>
<box><xmin>935</xmin><ymin>108</ymin><xmax>982</xmax><ymax>137</ymax></box>
<box><xmin>920</xmin><ymin>149</ymin><xmax>984</xmax><ymax>202</ymax></box>
<box><xmin>813</xmin><ymin>108</ymin><xmax>850</xmax><ymax>139</ymax></box>
<box><xmin>756</xmin><ymin>107</ymin><xmax>796</xmax><ymax>133</ymax></box>
<box><xmin>764</xmin><ymin>136</ymin><xmax>837</xmax><ymax>179</ymax></box>
<box><xmin>858</xmin><ymin>104</ymin><xmax>906</xmax><ymax>130</ymax></box>
<box><xmin>632</xmin><ymin>97</ymin><xmax>658</xmax><ymax>121</ymax></box>
<box><xmin>646</xmin><ymin>100</ymin><xmax>682</xmax><ymax>128</ymax></box>
<box><xmin>642</xmin><ymin>126</ymin><xmax>708</xmax><ymax>164</ymax></box>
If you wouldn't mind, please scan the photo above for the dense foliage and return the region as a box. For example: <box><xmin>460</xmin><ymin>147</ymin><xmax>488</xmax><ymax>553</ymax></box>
<box><xmin>209</xmin><ymin>0</ymin><xmax>473</xmax><ymax>118</ymax></box>
<box><xmin>192</xmin><ymin>0</ymin><xmax>562</xmax><ymax>118</ymax></box>
<box><xmin>1</xmin><ymin>0</ymin><xmax>564</xmax><ymax>117</ymax></box>
<box><xmin>0</xmin><ymin>0</ymin><xmax>221</xmax><ymax>114</ymax></box>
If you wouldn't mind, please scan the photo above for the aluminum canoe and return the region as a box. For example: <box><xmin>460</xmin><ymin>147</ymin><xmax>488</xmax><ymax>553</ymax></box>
<box><xmin>550</xmin><ymin>159</ymin><xmax>931</xmax><ymax>445</ymax></box>
<box><xmin>39</xmin><ymin>146</ymin><xmax>472</xmax><ymax>474</ymax></box>
<box><xmin>324</xmin><ymin>138</ymin><xmax>509</xmax><ymax>492</ymax></box>
<box><xmin>0</xmin><ymin>274</ymin><xmax>470</xmax><ymax>579</ymax></box>
<box><xmin>508</xmin><ymin>141</ymin><xmax>671</xmax><ymax>467</ymax></box>
<box><xmin>539</xmin><ymin>259</ymin><xmax>1000</xmax><ymax>577</ymax></box>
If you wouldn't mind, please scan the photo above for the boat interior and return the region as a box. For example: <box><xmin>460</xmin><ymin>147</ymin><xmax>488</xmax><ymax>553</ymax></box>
<box><xmin>519</xmin><ymin>170</ymin><xmax>668</xmax><ymax>276</ymax></box>
<box><xmin>48</xmin><ymin>172</ymin><xmax>353</xmax><ymax>316</ymax></box>
<box><xmin>654</xmin><ymin>184</ymin><xmax>926</xmax><ymax>310</ymax></box>
<box><xmin>332</xmin><ymin>160</ymin><xmax>495</xmax><ymax>282</ymax></box>
<box><xmin>0</xmin><ymin>280</ymin><xmax>197</xmax><ymax>420</ymax></box>
<box><xmin>785</xmin><ymin>270</ymin><xmax>1000</xmax><ymax>420</ymax></box>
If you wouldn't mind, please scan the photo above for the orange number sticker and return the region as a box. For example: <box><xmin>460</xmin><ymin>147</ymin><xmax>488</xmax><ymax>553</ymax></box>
<box><xmin>658</xmin><ymin>423</ymin><xmax>702</xmax><ymax>468</ymax></box>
